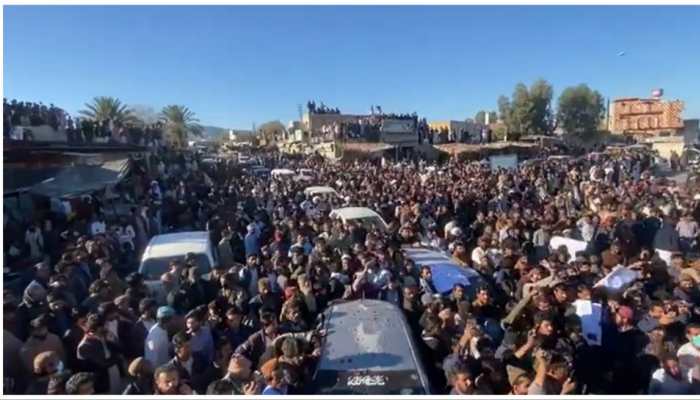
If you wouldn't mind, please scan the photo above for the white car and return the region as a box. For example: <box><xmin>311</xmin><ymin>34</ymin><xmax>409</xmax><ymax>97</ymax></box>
<box><xmin>329</xmin><ymin>207</ymin><xmax>388</xmax><ymax>231</ymax></box>
<box><xmin>271</xmin><ymin>168</ymin><xmax>296</xmax><ymax>178</ymax></box>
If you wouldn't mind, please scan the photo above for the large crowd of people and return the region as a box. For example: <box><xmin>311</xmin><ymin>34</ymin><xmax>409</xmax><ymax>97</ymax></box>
<box><xmin>4</xmin><ymin>98</ymin><xmax>69</xmax><ymax>138</ymax></box>
<box><xmin>307</xmin><ymin>101</ymin><xmax>340</xmax><ymax>115</ymax></box>
<box><xmin>3</xmin><ymin>98</ymin><xmax>163</xmax><ymax>147</ymax></box>
<box><xmin>5</xmin><ymin>142</ymin><xmax>700</xmax><ymax>395</ymax></box>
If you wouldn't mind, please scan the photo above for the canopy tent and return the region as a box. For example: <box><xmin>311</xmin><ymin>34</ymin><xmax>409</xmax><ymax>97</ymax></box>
<box><xmin>29</xmin><ymin>159</ymin><xmax>130</xmax><ymax>199</ymax></box>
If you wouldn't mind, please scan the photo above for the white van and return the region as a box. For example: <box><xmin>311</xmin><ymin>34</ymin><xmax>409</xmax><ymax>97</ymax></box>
<box><xmin>304</xmin><ymin>186</ymin><xmax>338</xmax><ymax>198</ymax></box>
<box><xmin>138</xmin><ymin>231</ymin><xmax>217</xmax><ymax>301</ymax></box>
<box><xmin>329</xmin><ymin>207</ymin><xmax>388</xmax><ymax>231</ymax></box>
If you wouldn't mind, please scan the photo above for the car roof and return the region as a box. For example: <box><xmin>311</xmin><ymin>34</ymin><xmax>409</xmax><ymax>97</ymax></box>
<box><xmin>330</xmin><ymin>207</ymin><xmax>381</xmax><ymax>220</ymax></box>
<box><xmin>402</xmin><ymin>247</ymin><xmax>481</xmax><ymax>293</ymax></box>
<box><xmin>142</xmin><ymin>231</ymin><xmax>210</xmax><ymax>260</ymax></box>
<box><xmin>305</xmin><ymin>186</ymin><xmax>337</xmax><ymax>195</ymax></box>
<box><xmin>318</xmin><ymin>299</ymin><xmax>424</xmax><ymax>373</ymax></box>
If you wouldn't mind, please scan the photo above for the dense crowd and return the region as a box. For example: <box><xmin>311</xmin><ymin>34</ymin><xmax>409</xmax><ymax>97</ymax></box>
<box><xmin>3</xmin><ymin>98</ymin><xmax>164</xmax><ymax>146</ymax></box>
<box><xmin>317</xmin><ymin>115</ymin><xmax>430</xmax><ymax>144</ymax></box>
<box><xmin>66</xmin><ymin>119</ymin><xmax>165</xmax><ymax>147</ymax></box>
<box><xmin>307</xmin><ymin>101</ymin><xmax>340</xmax><ymax>115</ymax></box>
<box><xmin>5</xmin><ymin>143</ymin><xmax>700</xmax><ymax>395</ymax></box>
<box><xmin>4</xmin><ymin>98</ymin><xmax>68</xmax><ymax>137</ymax></box>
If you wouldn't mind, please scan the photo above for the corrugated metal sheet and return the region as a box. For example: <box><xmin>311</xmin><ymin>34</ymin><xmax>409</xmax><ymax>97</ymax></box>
<box><xmin>28</xmin><ymin>159</ymin><xmax>129</xmax><ymax>198</ymax></box>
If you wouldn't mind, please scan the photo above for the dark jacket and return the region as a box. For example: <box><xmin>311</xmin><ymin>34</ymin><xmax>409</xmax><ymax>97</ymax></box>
<box><xmin>24</xmin><ymin>375</ymin><xmax>50</xmax><ymax>395</ymax></box>
<box><xmin>122</xmin><ymin>379</ymin><xmax>154</xmax><ymax>395</ymax></box>
<box><xmin>166</xmin><ymin>353</ymin><xmax>209</xmax><ymax>387</ymax></box>
<box><xmin>234</xmin><ymin>329</ymin><xmax>274</xmax><ymax>369</ymax></box>
<box><xmin>191</xmin><ymin>361</ymin><xmax>225</xmax><ymax>394</ymax></box>
<box><xmin>76</xmin><ymin>336</ymin><xmax>123</xmax><ymax>394</ymax></box>
<box><xmin>653</xmin><ymin>222</ymin><xmax>681</xmax><ymax>252</ymax></box>
<box><xmin>127</xmin><ymin>319</ymin><xmax>151</xmax><ymax>360</ymax></box>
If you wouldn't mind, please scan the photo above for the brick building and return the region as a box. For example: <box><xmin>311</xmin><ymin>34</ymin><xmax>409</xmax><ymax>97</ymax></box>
<box><xmin>608</xmin><ymin>97</ymin><xmax>685</xmax><ymax>136</ymax></box>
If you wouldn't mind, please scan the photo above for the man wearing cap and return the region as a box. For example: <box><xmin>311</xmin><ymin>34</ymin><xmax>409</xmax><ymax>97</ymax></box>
<box><xmin>15</xmin><ymin>280</ymin><xmax>49</xmax><ymax>341</ymax></box>
<box><xmin>145</xmin><ymin>306</ymin><xmax>175</xmax><ymax>369</ymax></box>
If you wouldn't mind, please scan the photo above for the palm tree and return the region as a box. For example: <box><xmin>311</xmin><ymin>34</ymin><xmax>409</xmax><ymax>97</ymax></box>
<box><xmin>160</xmin><ymin>105</ymin><xmax>203</xmax><ymax>148</ymax></box>
<box><xmin>79</xmin><ymin>96</ymin><xmax>136</xmax><ymax>125</ymax></box>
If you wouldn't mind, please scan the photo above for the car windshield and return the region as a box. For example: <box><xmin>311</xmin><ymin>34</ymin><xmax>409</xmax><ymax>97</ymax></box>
<box><xmin>139</xmin><ymin>253</ymin><xmax>211</xmax><ymax>281</ymax></box>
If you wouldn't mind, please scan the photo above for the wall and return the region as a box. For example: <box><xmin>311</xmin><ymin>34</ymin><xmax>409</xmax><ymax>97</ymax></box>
<box><xmin>650</xmin><ymin>137</ymin><xmax>685</xmax><ymax>160</ymax></box>
<box><xmin>304</xmin><ymin>113</ymin><xmax>367</xmax><ymax>134</ymax></box>
<box><xmin>12</xmin><ymin>124</ymin><xmax>67</xmax><ymax>142</ymax></box>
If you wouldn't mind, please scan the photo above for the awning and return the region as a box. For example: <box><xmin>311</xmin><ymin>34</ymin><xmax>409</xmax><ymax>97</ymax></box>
<box><xmin>29</xmin><ymin>159</ymin><xmax>130</xmax><ymax>198</ymax></box>
<box><xmin>3</xmin><ymin>167</ymin><xmax>62</xmax><ymax>196</ymax></box>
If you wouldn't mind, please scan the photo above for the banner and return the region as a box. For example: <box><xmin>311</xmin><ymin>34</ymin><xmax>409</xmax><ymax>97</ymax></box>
<box><xmin>572</xmin><ymin>299</ymin><xmax>603</xmax><ymax>346</ymax></box>
<box><xmin>594</xmin><ymin>265</ymin><xmax>641</xmax><ymax>291</ymax></box>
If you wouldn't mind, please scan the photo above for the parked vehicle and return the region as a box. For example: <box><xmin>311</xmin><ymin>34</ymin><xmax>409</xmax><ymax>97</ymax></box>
<box><xmin>311</xmin><ymin>299</ymin><xmax>431</xmax><ymax>395</ymax></box>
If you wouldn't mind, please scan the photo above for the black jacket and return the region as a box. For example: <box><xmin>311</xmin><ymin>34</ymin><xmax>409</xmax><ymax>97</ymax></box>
<box><xmin>166</xmin><ymin>353</ymin><xmax>209</xmax><ymax>387</ymax></box>
<box><xmin>122</xmin><ymin>379</ymin><xmax>153</xmax><ymax>395</ymax></box>
<box><xmin>76</xmin><ymin>336</ymin><xmax>123</xmax><ymax>394</ymax></box>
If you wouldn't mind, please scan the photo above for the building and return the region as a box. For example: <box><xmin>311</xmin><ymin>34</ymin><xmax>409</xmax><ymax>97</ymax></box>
<box><xmin>302</xmin><ymin>112</ymin><xmax>367</xmax><ymax>136</ymax></box>
<box><xmin>428</xmin><ymin>120</ymin><xmax>468</xmax><ymax>143</ymax></box>
<box><xmin>428</xmin><ymin>120</ymin><xmax>485</xmax><ymax>143</ymax></box>
<box><xmin>608</xmin><ymin>97</ymin><xmax>685</xmax><ymax>136</ymax></box>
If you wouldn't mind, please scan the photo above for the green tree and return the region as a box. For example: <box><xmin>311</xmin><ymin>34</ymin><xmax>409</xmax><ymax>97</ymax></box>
<box><xmin>160</xmin><ymin>105</ymin><xmax>203</xmax><ymax>148</ymax></box>
<box><xmin>497</xmin><ymin>95</ymin><xmax>513</xmax><ymax>129</ymax></box>
<box><xmin>497</xmin><ymin>79</ymin><xmax>554</xmax><ymax>136</ymax></box>
<box><xmin>557</xmin><ymin>84</ymin><xmax>605</xmax><ymax>139</ymax></box>
<box><xmin>79</xmin><ymin>96</ymin><xmax>136</xmax><ymax>124</ymax></box>
<box><xmin>529</xmin><ymin>79</ymin><xmax>555</xmax><ymax>135</ymax></box>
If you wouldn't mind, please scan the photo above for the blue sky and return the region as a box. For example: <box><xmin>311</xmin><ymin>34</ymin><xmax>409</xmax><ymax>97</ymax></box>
<box><xmin>4</xmin><ymin>6</ymin><xmax>700</xmax><ymax>129</ymax></box>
